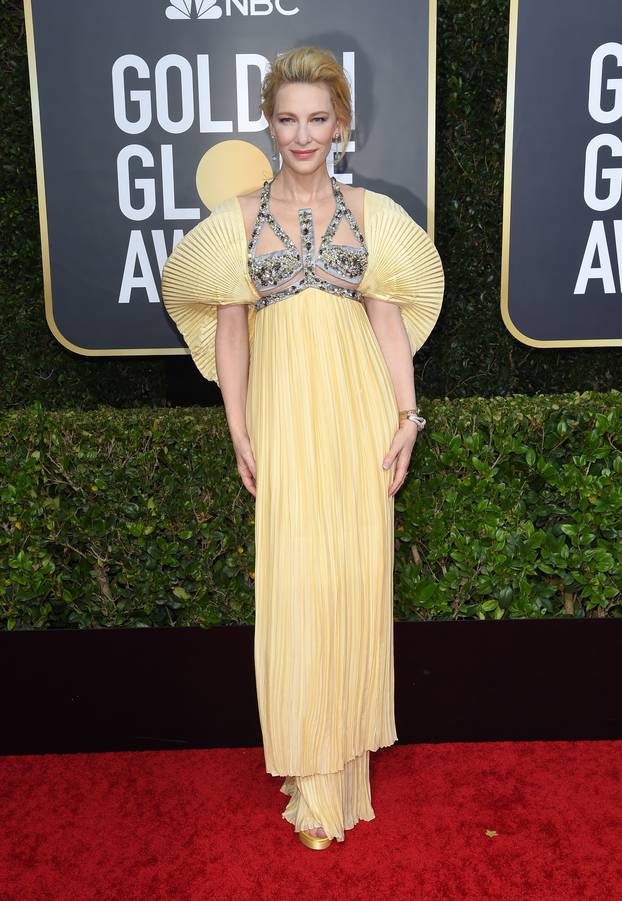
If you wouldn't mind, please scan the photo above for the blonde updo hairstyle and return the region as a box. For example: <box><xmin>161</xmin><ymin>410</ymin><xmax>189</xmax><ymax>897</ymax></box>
<box><xmin>261</xmin><ymin>46</ymin><xmax>352</xmax><ymax>165</ymax></box>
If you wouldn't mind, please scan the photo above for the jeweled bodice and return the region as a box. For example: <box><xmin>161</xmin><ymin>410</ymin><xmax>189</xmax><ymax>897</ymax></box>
<box><xmin>248</xmin><ymin>176</ymin><xmax>368</xmax><ymax>311</ymax></box>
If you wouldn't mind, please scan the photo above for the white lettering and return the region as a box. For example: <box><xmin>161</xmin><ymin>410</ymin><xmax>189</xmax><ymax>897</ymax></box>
<box><xmin>117</xmin><ymin>145</ymin><xmax>199</xmax><ymax>221</ymax></box>
<box><xmin>197</xmin><ymin>55</ymin><xmax>233</xmax><ymax>132</ymax></box>
<box><xmin>574</xmin><ymin>220</ymin><xmax>619</xmax><ymax>294</ymax></box>
<box><xmin>161</xmin><ymin>145</ymin><xmax>201</xmax><ymax>219</ymax></box>
<box><xmin>584</xmin><ymin>134</ymin><xmax>622</xmax><ymax>212</ymax></box>
<box><xmin>117</xmin><ymin>145</ymin><xmax>156</xmax><ymax>220</ymax></box>
<box><xmin>112</xmin><ymin>55</ymin><xmax>152</xmax><ymax>134</ymax></box>
<box><xmin>342</xmin><ymin>51</ymin><xmax>355</xmax><ymax>129</ymax></box>
<box><xmin>250</xmin><ymin>0</ymin><xmax>273</xmax><ymax>14</ymax></box>
<box><xmin>120</xmin><ymin>230</ymin><xmax>185</xmax><ymax>303</ymax></box>
<box><xmin>275</xmin><ymin>0</ymin><xmax>299</xmax><ymax>13</ymax></box>
<box><xmin>119</xmin><ymin>231</ymin><xmax>161</xmax><ymax>303</ymax></box>
<box><xmin>226</xmin><ymin>0</ymin><xmax>248</xmax><ymax>14</ymax></box>
<box><xmin>155</xmin><ymin>55</ymin><xmax>195</xmax><ymax>133</ymax></box>
<box><xmin>589</xmin><ymin>42</ymin><xmax>622</xmax><ymax>125</ymax></box>
<box><xmin>236</xmin><ymin>54</ymin><xmax>270</xmax><ymax>131</ymax></box>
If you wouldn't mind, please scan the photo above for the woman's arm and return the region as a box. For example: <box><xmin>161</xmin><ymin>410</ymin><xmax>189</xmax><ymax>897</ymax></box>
<box><xmin>216</xmin><ymin>304</ymin><xmax>256</xmax><ymax>497</ymax></box>
<box><xmin>364</xmin><ymin>298</ymin><xmax>419</xmax><ymax>496</ymax></box>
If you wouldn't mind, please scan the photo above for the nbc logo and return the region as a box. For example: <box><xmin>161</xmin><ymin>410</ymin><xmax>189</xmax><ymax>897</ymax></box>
<box><xmin>165</xmin><ymin>0</ymin><xmax>299</xmax><ymax>18</ymax></box>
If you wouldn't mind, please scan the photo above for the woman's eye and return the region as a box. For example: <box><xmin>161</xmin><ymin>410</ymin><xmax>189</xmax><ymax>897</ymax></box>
<box><xmin>277</xmin><ymin>117</ymin><xmax>327</xmax><ymax>124</ymax></box>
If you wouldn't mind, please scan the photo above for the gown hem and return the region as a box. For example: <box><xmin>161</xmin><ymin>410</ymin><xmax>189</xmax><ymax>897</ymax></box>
<box><xmin>265</xmin><ymin>732</ymin><xmax>399</xmax><ymax>779</ymax></box>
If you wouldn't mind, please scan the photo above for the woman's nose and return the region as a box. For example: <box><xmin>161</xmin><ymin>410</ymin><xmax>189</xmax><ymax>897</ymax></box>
<box><xmin>295</xmin><ymin>124</ymin><xmax>310</xmax><ymax>144</ymax></box>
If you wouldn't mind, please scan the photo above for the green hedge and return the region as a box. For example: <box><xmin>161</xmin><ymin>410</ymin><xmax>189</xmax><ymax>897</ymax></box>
<box><xmin>2</xmin><ymin>390</ymin><xmax>621</xmax><ymax>630</ymax></box>
<box><xmin>2</xmin><ymin>0</ymin><xmax>621</xmax><ymax>410</ymax></box>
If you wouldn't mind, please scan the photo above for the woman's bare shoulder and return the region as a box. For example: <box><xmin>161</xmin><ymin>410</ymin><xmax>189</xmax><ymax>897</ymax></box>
<box><xmin>339</xmin><ymin>183</ymin><xmax>365</xmax><ymax>196</ymax></box>
<box><xmin>339</xmin><ymin>183</ymin><xmax>366</xmax><ymax>225</ymax></box>
<box><xmin>235</xmin><ymin>187</ymin><xmax>263</xmax><ymax>239</ymax></box>
<box><xmin>236</xmin><ymin>187</ymin><xmax>263</xmax><ymax>213</ymax></box>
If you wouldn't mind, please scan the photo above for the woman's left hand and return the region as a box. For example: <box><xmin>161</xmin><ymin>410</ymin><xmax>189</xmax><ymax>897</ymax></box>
<box><xmin>382</xmin><ymin>420</ymin><xmax>419</xmax><ymax>496</ymax></box>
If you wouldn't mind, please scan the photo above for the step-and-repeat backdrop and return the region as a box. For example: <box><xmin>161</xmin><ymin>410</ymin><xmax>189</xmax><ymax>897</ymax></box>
<box><xmin>503</xmin><ymin>0</ymin><xmax>622</xmax><ymax>347</ymax></box>
<box><xmin>24</xmin><ymin>0</ymin><xmax>437</xmax><ymax>358</ymax></box>
<box><xmin>27</xmin><ymin>0</ymin><xmax>619</xmax><ymax>357</ymax></box>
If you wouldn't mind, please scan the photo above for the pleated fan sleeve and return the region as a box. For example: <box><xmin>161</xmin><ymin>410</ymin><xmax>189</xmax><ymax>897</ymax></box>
<box><xmin>360</xmin><ymin>189</ymin><xmax>445</xmax><ymax>356</ymax></box>
<box><xmin>160</xmin><ymin>197</ymin><xmax>259</xmax><ymax>387</ymax></box>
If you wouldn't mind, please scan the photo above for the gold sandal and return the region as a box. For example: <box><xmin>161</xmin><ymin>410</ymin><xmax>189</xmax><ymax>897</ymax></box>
<box><xmin>298</xmin><ymin>828</ymin><xmax>333</xmax><ymax>850</ymax></box>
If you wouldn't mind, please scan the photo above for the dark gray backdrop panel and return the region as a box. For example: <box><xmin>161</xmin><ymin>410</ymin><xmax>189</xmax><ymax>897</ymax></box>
<box><xmin>508</xmin><ymin>0</ymin><xmax>622</xmax><ymax>343</ymax></box>
<box><xmin>29</xmin><ymin>0</ymin><xmax>432</xmax><ymax>352</ymax></box>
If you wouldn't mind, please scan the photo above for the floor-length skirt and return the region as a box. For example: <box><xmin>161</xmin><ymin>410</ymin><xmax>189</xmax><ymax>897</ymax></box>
<box><xmin>245</xmin><ymin>288</ymin><xmax>400</xmax><ymax>842</ymax></box>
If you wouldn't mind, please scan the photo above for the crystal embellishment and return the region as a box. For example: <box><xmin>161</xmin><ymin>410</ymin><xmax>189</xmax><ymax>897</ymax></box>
<box><xmin>247</xmin><ymin>176</ymin><xmax>369</xmax><ymax>311</ymax></box>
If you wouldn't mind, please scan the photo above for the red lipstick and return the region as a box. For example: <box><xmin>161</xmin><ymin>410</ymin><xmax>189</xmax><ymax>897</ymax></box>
<box><xmin>291</xmin><ymin>149</ymin><xmax>317</xmax><ymax>158</ymax></box>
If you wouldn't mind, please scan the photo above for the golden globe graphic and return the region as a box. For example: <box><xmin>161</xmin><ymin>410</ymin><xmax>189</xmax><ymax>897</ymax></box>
<box><xmin>196</xmin><ymin>140</ymin><xmax>272</xmax><ymax>210</ymax></box>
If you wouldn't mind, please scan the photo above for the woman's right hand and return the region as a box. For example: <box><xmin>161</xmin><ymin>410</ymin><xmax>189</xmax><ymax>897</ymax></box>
<box><xmin>232</xmin><ymin>433</ymin><xmax>257</xmax><ymax>497</ymax></box>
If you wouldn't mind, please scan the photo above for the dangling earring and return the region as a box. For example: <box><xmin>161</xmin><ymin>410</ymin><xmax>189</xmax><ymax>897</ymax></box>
<box><xmin>270</xmin><ymin>132</ymin><xmax>278</xmax><ymax>162</ymax></box>
<box><xmin>333</xmin><ymin>132</ymin><xmax>342</xmax><ymax>166</ymax></box>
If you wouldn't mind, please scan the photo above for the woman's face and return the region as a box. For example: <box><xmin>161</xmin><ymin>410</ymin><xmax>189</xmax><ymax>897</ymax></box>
<box><xmin>270</xmin><ymin>81</ymin><xmax>339</xmax><ymax>174</ymax></box>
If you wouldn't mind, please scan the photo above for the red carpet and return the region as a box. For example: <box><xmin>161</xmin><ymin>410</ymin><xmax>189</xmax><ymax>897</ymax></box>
<box><xmin>1</xmin><ymin>741</ymin><xmax>621</xmax><ymax>900</ymax></box>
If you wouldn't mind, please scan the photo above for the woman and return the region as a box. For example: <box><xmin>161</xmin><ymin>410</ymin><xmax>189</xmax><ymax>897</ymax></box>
<box><xmin>161</xmin><ymin>46</ymin><xmax>444</xmax><ymax>850</ymax></box>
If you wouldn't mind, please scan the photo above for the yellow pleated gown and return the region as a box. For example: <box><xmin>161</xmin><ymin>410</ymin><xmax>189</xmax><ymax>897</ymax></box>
<box><xmin>161</xmin><ymin>184</ymin><xmax>444</xmax><ymax>841</ymax></box>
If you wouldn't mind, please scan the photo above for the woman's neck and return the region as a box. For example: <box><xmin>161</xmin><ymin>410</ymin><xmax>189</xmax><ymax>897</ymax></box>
<box><xmin>270</xmin><ymin>165</ymin><xmax>333</xmax><ymax>205</ymax></box>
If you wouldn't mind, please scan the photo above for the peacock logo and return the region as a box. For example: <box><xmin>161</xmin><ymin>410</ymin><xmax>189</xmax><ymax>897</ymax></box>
<box><xmin>165</xmin><ymin>0</ymin><xmax>300</xmax><ymax>19</ymax></box>
<box><xmin>166</xmin><ymin>0</ymin><xmax>222</xmax><ymax>19</ymax></box>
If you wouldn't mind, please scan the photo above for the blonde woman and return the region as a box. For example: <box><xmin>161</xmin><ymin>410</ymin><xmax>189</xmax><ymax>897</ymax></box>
<box><xmin>161</xmin><ymin>46</ymin><xmax>444</xmax><ymax>850</ymax></box>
